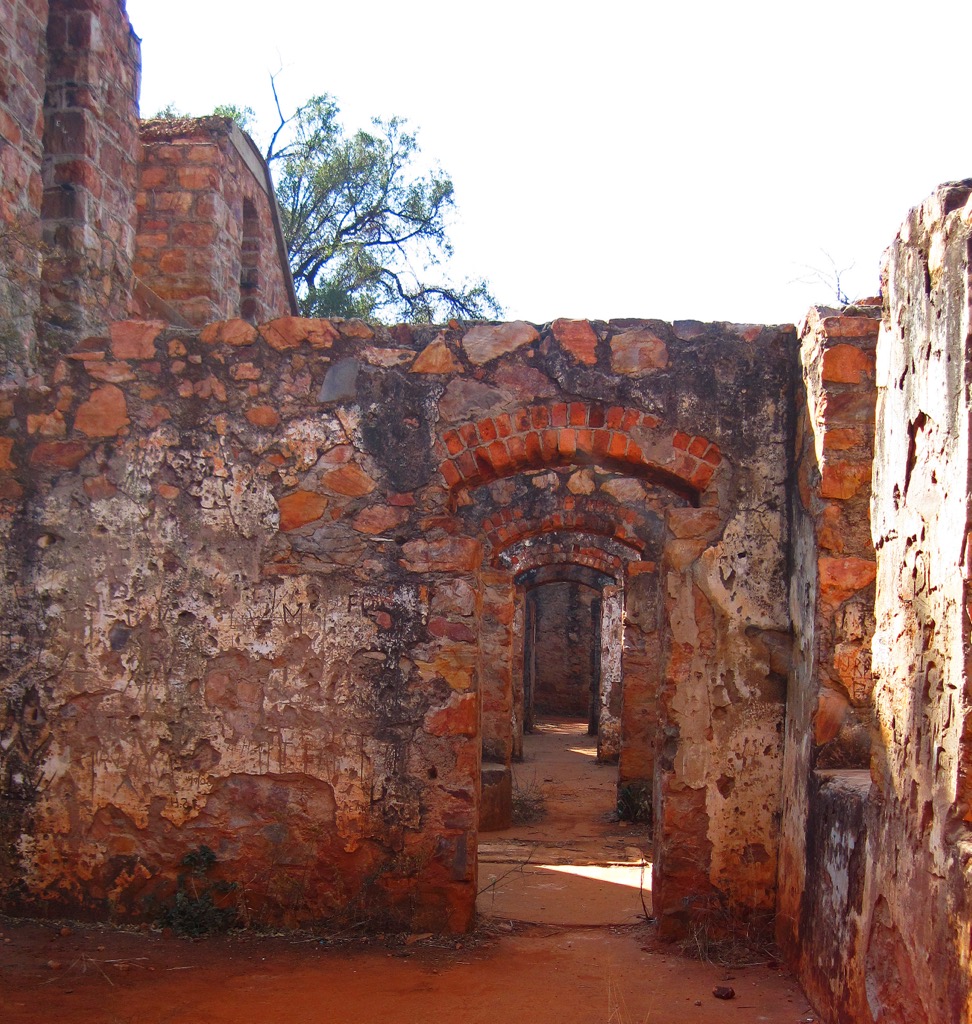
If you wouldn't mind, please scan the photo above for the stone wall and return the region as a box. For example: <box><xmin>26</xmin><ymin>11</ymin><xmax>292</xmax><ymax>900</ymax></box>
<box><xmin>0</xmin><ymin>0</ymin><xmax>47</xmax><ymax>373</ymax></box>
<box><xmin>41</xmin><ymin>0</ymin><xmax>141</xmax><ymax>355</ymax></box>
<box><xmin>864</xmin><ymin>181</ymin><xmax>972</xmax><ymax>1022</ymax></box>
<box><xmin>135</xmin><ymin>118</ymin><xmax>296</xmax><ymax>327</ymax></box>
<box><xmin>530</xmin><ymin>581</ymin><xmax>598</xmax><ymax>720</ymax></box>
<box><xmin>777</xmin><ymin>303</ymin><xmax>879</xmax><ymax>997</ymax></box>
<box><xmin>0</xmin><ymin>313</ymin><xmax>794</xmax><ymax>935</ymax></box>
<box><xmin>778</xmin><ymin>183</ymin><xmax>972</xmax><ymax>1023</ymax></box>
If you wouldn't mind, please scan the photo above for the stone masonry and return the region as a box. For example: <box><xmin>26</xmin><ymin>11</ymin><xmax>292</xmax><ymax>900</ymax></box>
<box><xmin>1</xmin><ymin>3</ymin><xmax>972</xmax><ymax>1022</ymax></box>
<box><xmin>135</xmin><ymin>117</ymin><xmax>297</xmax><ymax>327</ymax></box>
<box><xmin>0</xmin><ymin>312</ymin><xmax>793</xmax><ymax>938</ymax></box>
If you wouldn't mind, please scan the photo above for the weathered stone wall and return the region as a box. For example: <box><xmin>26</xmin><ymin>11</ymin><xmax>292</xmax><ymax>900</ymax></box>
<box><xmin>777</xmin><ymin>304</ymin><xmax>879</xmax><ymax>1002</ymax></box>
<box><xmin>135</xmin><ymin>118</ymin><xmax>295</xmax><ymax>327</ymax></box>
<box><xmin>779</xmin><ymin>183</ymin><xmax>972</xmax><ymax>1023</ymax></box>
<box><xmin>0</xmin><ymin>0</ymin><xmax>47</xmax><ymax>373</ymax></box>
<box><xmin>864</xmin><ymin>181</ymin><xmax>972</xmax><ymax>1023</ymax></box>
<box><xmin>531</xmin><ymin>581</ymin><xmax>598</xmax><ymax>719</ymax></box>
<box><xmin>41</xmin><ymin>0</ymin><xmax>141</xmax><ymax>355</ymax></box>
<box><xmin>617</xmin><ymin>566</ymin><xmax>661</xmax><ymax>803</ymax></box>
<box><xmin>0</xmin><ymin>314</ymin><xmax>794</xmax><ymax>935</ymax></box>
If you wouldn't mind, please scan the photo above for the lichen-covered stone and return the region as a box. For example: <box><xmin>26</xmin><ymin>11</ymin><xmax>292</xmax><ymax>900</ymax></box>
<box><xmin>462</xmin><ymin>321</ymin><xmax>539</xmax><ymax>365</ymax></box>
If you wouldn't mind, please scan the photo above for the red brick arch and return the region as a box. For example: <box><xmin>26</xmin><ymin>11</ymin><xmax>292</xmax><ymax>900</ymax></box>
<box><xmin>500</xmin><ymin>532</ymin><xmax>632</xmax><ymax>579</ymax></box>
<box><xmin>481</xmin><ymin>496</ymin><xmax>650</xmax><ymax>560</ymax></box>
<box><xmin>435</xmin><ymin>402</ymin><xmax>722</xmax><ymax>500</ymax></box>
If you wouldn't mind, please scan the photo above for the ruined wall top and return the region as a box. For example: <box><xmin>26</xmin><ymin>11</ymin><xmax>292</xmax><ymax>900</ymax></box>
<box><xmin>134</xmin><ymin>116</ymin><xmax>298</xmax><ymax>328</ymax></box>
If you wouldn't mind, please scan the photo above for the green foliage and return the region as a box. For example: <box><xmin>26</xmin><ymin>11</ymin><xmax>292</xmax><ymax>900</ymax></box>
<box><xmin>212</xmin><ymin>103</ymin><xmax>256</xmax><ymax>133</ymax></box>
<box><xmin>617</xmin><ymin>781</ymin><xmax>653</xmax><ymax>828</ymax></box>
<box><xmin>151</xmin><ymin>102</ymin><xmax>183</xmax><ymax>119</ymax></box>
<box><xmin>159</xmin><ymin>845</ymin><xmax>239</xmax><ymax>936</ymax></box>
<box><xmin>267</xmin><ymin>94</ymin><xmax>501</xmax><ymax>323</ymax></box>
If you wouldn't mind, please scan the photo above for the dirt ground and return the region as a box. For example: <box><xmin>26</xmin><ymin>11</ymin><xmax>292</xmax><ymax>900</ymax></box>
<box><xmin>0</xmin><ymin>719</ymin><xmax>820</xmax><ymax>1024</ymax></box>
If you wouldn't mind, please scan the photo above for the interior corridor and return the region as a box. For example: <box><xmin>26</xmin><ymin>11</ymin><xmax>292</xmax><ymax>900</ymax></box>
<box><xmin>477</xmin><ymin>718</ymin><xmax>651</xmax><ymax>927</ymax></box>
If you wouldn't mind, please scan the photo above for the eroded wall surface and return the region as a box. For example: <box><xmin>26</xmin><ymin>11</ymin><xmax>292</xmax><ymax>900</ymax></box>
<box><xmin>781</xmin><ymin>183</ymin><xmax>972</xmax><ymax>1023</ymax></box>
<box><xmin>865</xmin><ymin>182</ymin><xmax>972</xmax><ymax>1023</ymax></box>
<box><xmin>0</xmin><ymin>314</ymin><xmax>794</xmax><ymax>934</ymax></box>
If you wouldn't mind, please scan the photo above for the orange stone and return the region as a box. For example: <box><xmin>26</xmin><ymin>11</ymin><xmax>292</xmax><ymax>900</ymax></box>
<box><xmin>0</xmin><ymin>477</ymin><xmax>23</xmax><ymax>499</ymax></box>
<box><xmin>822</xmin><ymin>427</ymin><xmax>864</xmax><ymax>451</ymax></box>
<box><xmin>27</xmin><ymin>411</ymin><xmax>66</xmax><ymax>438</ymax></box>
<box><xmin>83</xmin><ymin>474</ymin><xmax>118</xmax><ymax>500</ymax></box>
<box><xmin>818</xmin><ymin>556</ymin><xmax>876</xmax><ymax>608</ymax></box>
<box><xmin>156</xmin><ymin>483</ymin><xmax>180</xmax><ymax>500</ymax></box>
<box><xmin>821</xmin><ymin>315</ymin><xmax>881</xmax><ymax>339</ymax></box>
<box><xmin>410</xmin><ymin>337</ymin><xmax>463</xmax><ymax>374</ymax></box>
<box><xmin>110</xmin><ymin>320</ymin><xmax>164</xmax><ymax>360</ymax></box>
<box><xmin>462</xmin><ymin>321</ymin><xmax>538</xmax><ymax>365</ymax></box>
<box><xmin>86</xmin><ymin>362</ymin><xmax>136</xmax><ymax>383</ymax></box>
<box><xmin>277</xmin><ymin>490</ymin><xmax>329</xmax><ymax>531</ymax></box>
<box><xmin>0</xmin><ymin>437</ymin><xmax>15</xmax><ymax>470</ymax></box>
<box><xmin>200</xmin><ymin>319</ymin><xmax>258</xmax><ymax>347</ymax></box>
<box><xmin>665</xmin><ymin>538</ymin><xmax>706</xmax><ymax>571</ymax></box>
<box><xmin>816</xmin><ymin>505</ymin><xmax>846</xmax><ymax>553</ymax></box>
<box><xmin>74</xmin><ymin>385</ymin><xmax>130</xmax><ymax>438</ymax></box>
<box><xmin>337</xmin><ymin>318</ymin><xmax>374</xmax><ymax>339</ymax></box>
<box><xmin>29</xmin><ymin>441</ymin><xmax>89</xmax><ymax>469</ymax></box>
<box><xmin>821</xmin><ymin>344</ymin><xmax>875</xmax><ymax>384</ymax></box>
<box><xmin>400</xmin><ymin>537</ymin><xmax>483</xmax><ymax>573</ymax></box>
<box><xmin>260</xmin><ymin>316</ymin><xmax>338</xmax><ymax>352</ymax></box>
<box><xmin>320</xmin><ymin>464</ymin><xmax>376</xmax><ymax>497</ymax></box>
<box><xmin>610</xmin><ymin>328</ymin><xmax>669</xmax><ymax>374</ymax></box>
<box><xmin>551</xmin><ymin>318</ymin><xmax>598</xmax><ymax>365</ymax></box>
<box><xmin>666</xmin><ymin>507</ymin><xmax>723</xmax><ymax>539</ymax></box>
<box><xmin>230</xmin><ymin>362</ymin><xmax>262</xmax><ymax>381</ymax></box>
<box><xmin>424</xmin><ymin>694</ymin><xmax>478</xmax><ymax>737</ymax></box>
<box><xmin>352</xmin><ymin>505</ymin><xmax>402</xmax><ymax>534</ymax></box>
<box><xmin>813</xmin><ymin>687</ymin><xmax>850</xmax><ymax>745</ymax></box>
<box><xmin>246</xmin><ymin>406</ymin><xmax>280</xmax><ymax>429</ymax></box>
<box><xmin>820</xmin><ymin>460</ymin><xmax>870</xmax><ymax>500</ymax></box>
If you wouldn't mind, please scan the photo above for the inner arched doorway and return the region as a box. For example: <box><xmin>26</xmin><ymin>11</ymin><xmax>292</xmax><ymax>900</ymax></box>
<box><xmin>434</xmin><ymin>394</ymin><xmax>784</xmax><ymax>937</ymax></box>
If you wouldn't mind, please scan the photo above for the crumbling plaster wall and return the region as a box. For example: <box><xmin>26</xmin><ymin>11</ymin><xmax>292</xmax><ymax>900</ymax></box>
<box><xmin>864</xmin><ymin>182</ymin><xmax>972</xmax><ymax>1023</ymax></box>
<box><xmin>780</xmin><ymin>182</ymin><xmax>972</xmax><ymax>1024</ymax></box>
<box><xmin>0</xmin><ymin>314</ymin><xmax>794</xmax><ymax>934</ymax></box>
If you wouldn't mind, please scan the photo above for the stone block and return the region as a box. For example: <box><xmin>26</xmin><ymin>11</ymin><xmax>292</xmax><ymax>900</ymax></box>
<box><xmin>479</xmin><ymin>765</ymin><xmax>512</xmax><ymax>831</ymax></box>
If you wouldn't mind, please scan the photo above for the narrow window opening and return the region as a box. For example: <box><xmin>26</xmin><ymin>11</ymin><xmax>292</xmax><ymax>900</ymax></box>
<box><xmin>240</xmin><ymin>198</ymin><xmax>259</xmax><ymax>323</ymax></box>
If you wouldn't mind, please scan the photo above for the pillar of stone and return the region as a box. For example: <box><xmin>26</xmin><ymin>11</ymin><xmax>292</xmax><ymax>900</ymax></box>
<box><xmin>0</xmin><ymin>0</ymin><xmax>48</xmax><ymax>375</ymax></box>
<box><xmin>40</xmin><ymin>0</ymin><xmax>141</xmax><ymax>356</ymax></box>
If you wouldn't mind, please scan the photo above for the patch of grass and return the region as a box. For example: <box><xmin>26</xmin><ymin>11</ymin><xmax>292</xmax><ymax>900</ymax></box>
<box><xmin>511</xmin><ymin>771</ymin><xmax>546</xmax><ymax>824</ymax></box>
<box><xmin>678</xmin><ymin>892</ymin><xmax>780</xmax><ymax>968</ymax></box>
<box><xmin>616</xmin><ymin>782</ymin><xmax>652</xmax><ymax>830</ymax></box>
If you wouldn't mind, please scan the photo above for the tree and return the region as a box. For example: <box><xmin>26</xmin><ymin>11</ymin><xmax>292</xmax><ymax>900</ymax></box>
<box><xmin>263</xmin><ymin>93</ymin><xmax>501</xmax><ymax>323</ymax></box>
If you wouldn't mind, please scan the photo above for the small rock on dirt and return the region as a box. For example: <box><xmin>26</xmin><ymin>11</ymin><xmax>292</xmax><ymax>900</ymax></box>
<box><xmin>713</xmin><ymin>986</ymin><xmax>736</xmax><ymax>999</ymax></box>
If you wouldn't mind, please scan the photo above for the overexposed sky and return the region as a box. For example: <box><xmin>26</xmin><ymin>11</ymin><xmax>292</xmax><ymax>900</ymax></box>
<box><xmin>126</xmin><ymin>0</ymin><xmax>970</xmax><ymax>326</ymax></box>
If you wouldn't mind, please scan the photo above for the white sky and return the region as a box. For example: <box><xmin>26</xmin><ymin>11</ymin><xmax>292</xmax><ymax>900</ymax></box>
<box><xmin>126</xmin><ymin>0</ymin><xmax>971</xmax><ymax>326</ymax></box>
